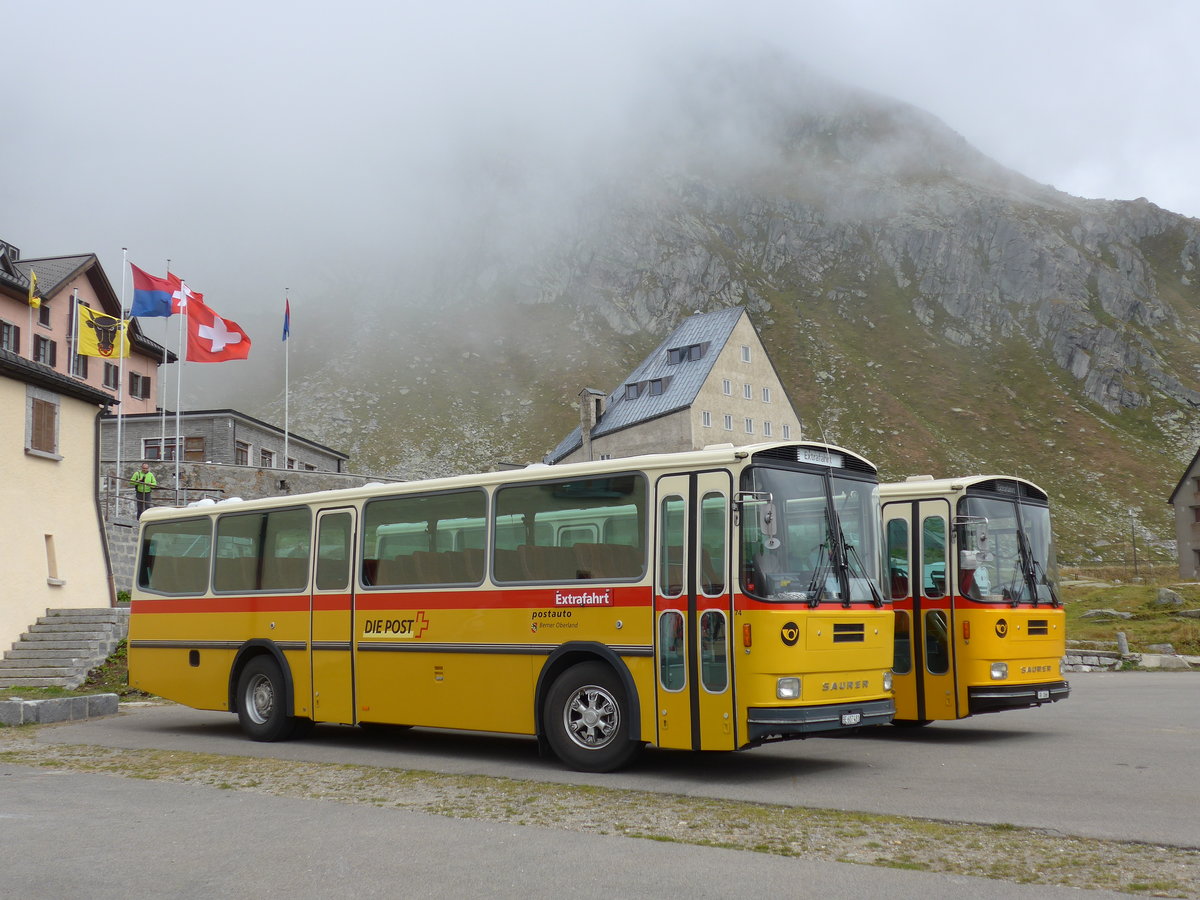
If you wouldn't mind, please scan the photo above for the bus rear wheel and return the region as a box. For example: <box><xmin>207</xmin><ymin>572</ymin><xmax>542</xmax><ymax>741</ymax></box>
<box><xmin>236</xmin><ymin>656</ymin><xmax>301</xmax><ymax>742</ymax></box>
<box><xmin>544</xmin><ymin>662</ymin><xmax>641</xmax><ymax>773</ymax></box>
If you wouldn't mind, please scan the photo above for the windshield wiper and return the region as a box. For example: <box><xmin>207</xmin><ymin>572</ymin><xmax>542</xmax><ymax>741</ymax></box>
<box><xmin>844</xmin><ymin>538</ymin><xmax>885</xmax><ymax>607</ymax></box>
<box><xmin>805</xmin><ymin>539</ymin><xmax>831</xmax><ymax>608</ymax></box>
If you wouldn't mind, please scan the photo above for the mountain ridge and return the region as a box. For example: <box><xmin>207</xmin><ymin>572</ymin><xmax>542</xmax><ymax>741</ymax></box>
<box><xmin>254</xmin><ymin>62</ymin><xmax>1200</xmax><ymax>565</ymax></box>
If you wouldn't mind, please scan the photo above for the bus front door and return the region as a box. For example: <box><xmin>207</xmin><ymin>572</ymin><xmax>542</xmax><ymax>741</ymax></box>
<box><xmin>654</xmin><ymin>472</ymin><xmax>736</xmax><ymax>751</ymax></box>
<box><xmin>310</xmin><ymin>508</ymin><xmax>357</xmax><ymax>725</ymax></box>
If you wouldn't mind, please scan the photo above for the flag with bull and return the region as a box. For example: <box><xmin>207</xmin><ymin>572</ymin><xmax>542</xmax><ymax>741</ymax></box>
<box><xmin>77</xmin><ymin>306</ymin><xmax>132</xmax><ymax>358</ymax></box>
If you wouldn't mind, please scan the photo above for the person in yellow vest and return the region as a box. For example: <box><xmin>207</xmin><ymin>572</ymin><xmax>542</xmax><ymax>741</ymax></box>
<box><xmin>131</xmin><ymin>462</ymin><xmax>157</xmax><ymax>518</ymax></box>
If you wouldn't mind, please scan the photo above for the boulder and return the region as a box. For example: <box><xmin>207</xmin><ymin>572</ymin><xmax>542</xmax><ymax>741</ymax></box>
<box><xmin>1080</xmin><ymin>608</ymin><xmax>1133</xmax><ymax>620</ymax></box>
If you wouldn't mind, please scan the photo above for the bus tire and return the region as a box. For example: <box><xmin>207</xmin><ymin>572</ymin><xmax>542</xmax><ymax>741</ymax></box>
<box><xmin>891</xmin><ymin>718</ymin><xmax>932</xmax><ymax>728</ymax></box>
<box><xmin>236</xmin><ymin>656</ymin><xmax>299</xmax><ymax>742</ymax></box>
<box><xmin>544</xmin><ymin>662</ymin><xmax>641</xmax><ymax>773</ymax></box>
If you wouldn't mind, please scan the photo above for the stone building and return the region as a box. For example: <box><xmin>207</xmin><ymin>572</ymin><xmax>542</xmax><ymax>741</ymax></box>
<box><xmin>547</xmin><ymin>307</ymin><xmax>802</xmax><ymax>464</ymax></box>
<box><xmin>101</xmin><ymin>408</ymin><xmax>348</xmax><ymax>473</ymax></box>
<box><xmin>1167</xmin><ymin>449</ymin><xmax>1200</xmax><ymax>578</ymax></box>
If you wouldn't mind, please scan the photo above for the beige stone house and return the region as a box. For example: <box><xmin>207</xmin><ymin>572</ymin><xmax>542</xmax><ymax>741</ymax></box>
<box><xmin>1167</xmin><ymin>449</ymin><xmax>1200</xmax><ymax>578</ymax></box>
<box><xmin>0</xmin><ymin>347</ymin><xmax>116</xmax><ymax>648</ymax></box>
<box><xmin>547</xmin><ymin>307</ymin><xmax>801</xmax><ymax>464</ymax></box>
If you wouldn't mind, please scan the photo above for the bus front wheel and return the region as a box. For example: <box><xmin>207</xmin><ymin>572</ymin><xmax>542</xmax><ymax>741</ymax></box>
<box><xmin>236</xmin><ymin>656</ymin><xmax>301</xmax><ymax>742</ymax></box>
<box><xmin>544</xmin><ymin>662</ymin><xmax>641</xmax><ymax>773</ymax></box>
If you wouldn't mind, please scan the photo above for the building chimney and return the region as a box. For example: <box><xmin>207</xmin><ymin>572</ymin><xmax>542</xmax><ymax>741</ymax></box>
<box><xmin>578</xmin><ymin>388</ymin><xmax>607</xmax><ymax>462</ymax></box>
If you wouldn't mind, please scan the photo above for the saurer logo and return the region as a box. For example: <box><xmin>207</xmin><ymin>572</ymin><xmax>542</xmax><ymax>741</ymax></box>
<box><xmin>363</xmin><ymin>610</ymin><xmax>429</xmax><ymax>639</ymax></box>
<box><xmin>822</xmin><ymin>680</ymin><xmax>869</xmax><ymax>691</ymax></box>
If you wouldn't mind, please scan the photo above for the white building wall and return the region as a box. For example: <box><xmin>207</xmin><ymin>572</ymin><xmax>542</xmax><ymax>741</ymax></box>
<box><xmin>0</xmin><ymin>377</ymin><xmax>111</xmax><ymax>649</ymax></box>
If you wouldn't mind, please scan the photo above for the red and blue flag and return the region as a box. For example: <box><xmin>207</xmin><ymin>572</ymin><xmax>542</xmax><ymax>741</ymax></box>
<box><xmin>129</xmin><ymin>263</ymin><xmax>175</xmax><ymax>317</ymax></box>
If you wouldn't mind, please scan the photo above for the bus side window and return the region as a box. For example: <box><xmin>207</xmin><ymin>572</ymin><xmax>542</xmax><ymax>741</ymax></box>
<box><xmin>922</xmin><ymin>516</ymin><xmax>946</xmax><ymax>599</ymax></box>
<box><xmin>886</xmin><ymin>517</ymin><xmax>909</xmax><ymax>599</ymax></box>
<box><xmin>658</xmin><ymin>611</ymin><xmax>685</xmax><ymax>690</ymax></box>
<box><xmin>925</xmin><ymin>610</ymin><xmax>950</xmax><ymax>674</ymax></box>
<box><xmin>893</xmin><ymin>610</ymin><xmax>912</xmax><ymax>674</ymax></box>
<box><xmin>316</xmin><ymin>512</ymin><xmax>352</xmax><ymax>591</ymax></box>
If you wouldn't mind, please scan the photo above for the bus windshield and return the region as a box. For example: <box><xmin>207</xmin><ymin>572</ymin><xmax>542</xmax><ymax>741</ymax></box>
<box><xmin>958</xmin><ymin>496</ymin><xmax>1059</xmax><ymax>605</ymax></box>
<box><xmin>740</xmin><ymin>466</ymin><xmax>883</xmax><ymax>605</ymax></box>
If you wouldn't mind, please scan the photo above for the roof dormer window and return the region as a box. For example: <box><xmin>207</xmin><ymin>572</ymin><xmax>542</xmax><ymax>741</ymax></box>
<box><xmin>667</xmin><ymin>342</ymin><xmax>707</xmax><ymax>365</ymax></box>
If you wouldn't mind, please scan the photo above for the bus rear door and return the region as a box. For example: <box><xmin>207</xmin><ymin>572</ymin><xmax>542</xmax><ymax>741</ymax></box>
<box><xmin>310</xmin><ymin>507</ymin><xmax>357</xmax><ymax>725</ymax></box>
<box><xmin>654</xmin><ymin>472</ymin><xmax>736</xmax><ymax>751</ymax></box>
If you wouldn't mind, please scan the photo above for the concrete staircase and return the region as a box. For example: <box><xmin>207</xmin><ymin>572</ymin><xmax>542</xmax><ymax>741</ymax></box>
<box><xmin>0</xmin><ymin>608</ymin><xmax>130</xmax><ymax>690</ymax></box>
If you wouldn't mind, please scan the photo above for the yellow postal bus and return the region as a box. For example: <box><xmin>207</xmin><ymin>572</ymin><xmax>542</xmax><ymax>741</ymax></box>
<box><xmin>880</xmin><ymin>475</ymin><xmax>1069</xmax><ymax>726</ymax></box>
<box><xmin>129</xmin><ymin>441</ymin><xmax>895</xmax><ymax>771</ymax></box>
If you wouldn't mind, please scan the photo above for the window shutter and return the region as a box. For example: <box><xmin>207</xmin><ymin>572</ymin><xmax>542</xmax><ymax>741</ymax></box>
<box><xmin>49</xmin><ymin>340</ymin><xmax>57</xmax><ymax>368</ymax></box>
<box><xmin>31</xmin><ymin>398</ymin><xmax>57</xmax><ymax>453</ymax></box>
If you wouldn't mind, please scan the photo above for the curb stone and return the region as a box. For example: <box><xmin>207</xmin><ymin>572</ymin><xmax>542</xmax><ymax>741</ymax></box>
<box><xmin>0</xmin><ymin>693</ymin><xmax>119</xmax><ymax>727</ymax></box>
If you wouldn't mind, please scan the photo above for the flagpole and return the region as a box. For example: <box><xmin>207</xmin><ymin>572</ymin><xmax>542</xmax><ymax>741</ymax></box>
<box><xmin>161</xmin><ymin>259</ymin><xmax>170</xmax><ymax>456</ymax></box>
<box><xmin>117</xmin><ymin>249</ymin><xmax>128</xmax><ymax>516</ymax></box>
<box><xmin>283</xmin><ymin>291</ymin><xmax>290</xmax><ymax>470</ymax></box>
<box><xmin>175</xmin><ymin>286</ymin><xmax>187</xmax><ymax>505</ymax></box>
<box><xmin>70</xmin><ymin>288</ymin><xmax>80</xmax><ymax>376</ymax></box>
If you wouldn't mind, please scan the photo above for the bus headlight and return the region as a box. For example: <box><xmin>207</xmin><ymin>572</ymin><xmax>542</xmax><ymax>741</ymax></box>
<box><xmin>882</xmin><ymin>671</ymin><xmax>893</xmax><ymax>692</ymax></box>
<box><xmin>776</xmin><ymin>677</ymin><xmax>801</xmax><ymax>700</ymax></box>
<box><xmin>990</xmin><ymin>662</ymin><xmax>1008</xmax><ymax>680</ymax></box>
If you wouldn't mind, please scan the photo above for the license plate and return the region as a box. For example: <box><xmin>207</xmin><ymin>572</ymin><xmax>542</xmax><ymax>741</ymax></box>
<box><xmin>841</xmin><ymin>712</ymin><xmax>861</xmax><ymax>726</ymax></box>
<box><xmin>1037</xmin><ymin>690</ymin><xmax>1050</xmax><ymax>700</ymax></box>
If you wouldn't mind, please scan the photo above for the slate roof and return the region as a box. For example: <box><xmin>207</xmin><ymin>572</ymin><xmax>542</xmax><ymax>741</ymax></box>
<box><xmin>0</xmin><ymin>347</ymin><xmax>117</xmax><ymax>406</ymax></box>
<box><xmin>3</xmin><ymin>250</ymin><xmax>177</xmax><ymax>363</ymax></box>
<box><xmin>547</xmin><ymin>306</ymin><xmax>746</xmax><ymax>463</ymax></box>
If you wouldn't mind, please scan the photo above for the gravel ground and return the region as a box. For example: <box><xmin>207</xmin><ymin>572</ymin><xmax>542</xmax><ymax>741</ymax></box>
<box><xmin>1</xmin><ymin>726</ymin><xmax>1196</xmax><ymax>898</ymax></box>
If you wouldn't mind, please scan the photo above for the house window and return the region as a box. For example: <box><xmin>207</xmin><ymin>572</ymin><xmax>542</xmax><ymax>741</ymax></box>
<box><xmin>261</xmin><ymin>449</ymin><xmax>275</xmax><ymax>468</ymax></box>
<box><xmin>0</xmin><ymin>320</ymin><xmax>19</xmax><ymax>353</ymax></box>
<box><xmin>723</xmin><ymin>414</ymin><xmax>733</xmax><ymax>431</ymax></box>
<box><xmin>103</xmin><ymin>363</ymin><xmax>120</xmax><ymax>390</ymax></box>
<box><xmin>762</xmin><ymin>386</ymin><xmax>771</xmax><ymax>402</ymax></box>
<box><xmin>304</xmin><ymin>463</ymin><xmax>316</xmax><ymax>471</ymax></box>
<box><xmin>71</xmin><ymin>353</ymin><xmax>88</xmax><ymax>378</ymax></box>
<box><xmin>184</xmin><ymin>436</ymin><xmax>206</xmax><ymax>461</ymax></box>
<box><xmin>130</xmin><ymin>372</ymin><xmax>152</xmax><ymax>400</ymax></box>
<box><xmin>702</xmin><ymin>411</ymin><xmax>712</xmax><ymax>428</ymax></box>
<box><xmin>745</xmin><ymin>418</ymin><xmax>754</xmax><ymax>434</ymax></box>
<box><xmin>144</xmin><ymin>438</ymin><xmax>178</xmax><ymax>461</ymax></box>
<box><xmin>649</xmin><ymin>379</ymin><xmax>664</xmax><ymax>396</ymax></box>
<box><xmin>782</xmin><ymin>424</ymin><xmax>792</xmax><ymax>439</ymax></box>
<box><xmin>743</xmin><ymin>383</ymin><xmax>752</xmax><ymax>399</ymax></box>
<box><xmin>763</xmin><ymin>421</ymin><xmax>772</xmax><ymax>437</ymax></box>
<box><xmin>33</xmin><ymin>335</ymin><xmax>57</xmax><ymax>367</ymax></box>
<box><xmin>287</xmin><ymin>458</ymin><xmax>297</xmax><ymax>470</ymax></box>
<box><xmin>741</xmin><ymin>345</ymin><xmax>751</xmax><ymax>362</ymax></box>
<box><xmin>38</xmin><ymin>304</ymin><xmax>52</xmax><ymax>327</ymax></box>
<box><xmin>624</xmin><ymin>383</ymin><xmax>641</xmax><ymax>401</ymax></box>
<box><xmin>722</xmin><ymin>379</ymin><xmax>732</xmax><ymax>395</ymax></box>
<box><xmin>1193</xmin><ymin>507</ymin><xmax>1200</xmax><ymax>524</ymax></box>
<box><xmin>26</xmin><ymin>387</ymin><xmax>60</xmax><ymax>458</ymax></box>
<box><xmin>235</xmin><ymin>440</ymin><xmax>250</xmax><ymax>465</ymax></box>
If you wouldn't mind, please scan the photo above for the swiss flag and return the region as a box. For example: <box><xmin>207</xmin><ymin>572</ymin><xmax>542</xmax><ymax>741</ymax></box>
<box><xmin>185</xmin><ymin>296</ymin><xmax>252</xmax><ymax>362</ymax></box>
<box><xmin>167</xmin><ymin>272</ymin><xmax>203</xmax><ymax>314</ymax></box>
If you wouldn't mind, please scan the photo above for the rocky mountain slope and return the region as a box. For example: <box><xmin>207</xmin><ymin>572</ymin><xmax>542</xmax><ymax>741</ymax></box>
<box><xmin>259</xmin><ymin>60</ymin><xmax>1200</xmax><ymax>564</ymax></box>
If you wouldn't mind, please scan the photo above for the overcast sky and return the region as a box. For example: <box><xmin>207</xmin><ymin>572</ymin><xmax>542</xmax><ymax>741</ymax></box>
<box><xmin>3</xmin><ymin>0</ymin><xmax>1196</xmax><ymax>331</ymax></box>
